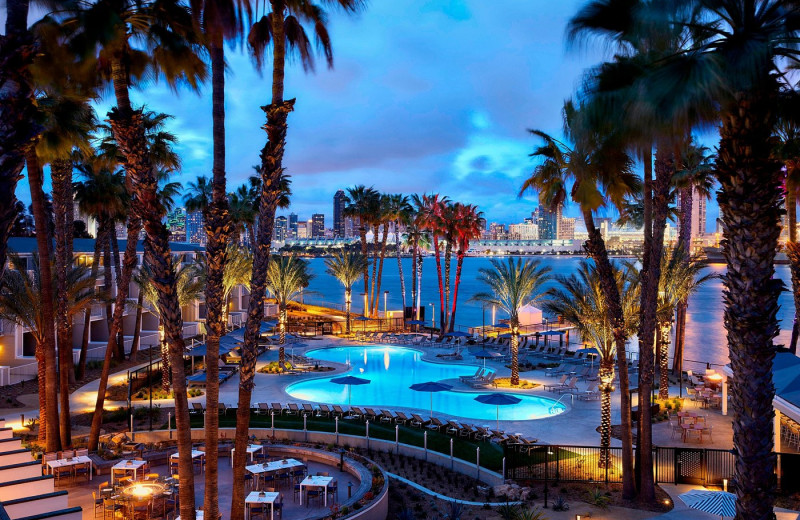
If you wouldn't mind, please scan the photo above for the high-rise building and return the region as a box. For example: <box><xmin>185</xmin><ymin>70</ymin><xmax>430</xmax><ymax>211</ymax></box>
<box><xmin>333</xmin><ymin>190</ymin><xmax>346</xmax><ymax>238</ymax></box>
<box><xmin>488</xmin><ymin>223</ymin><xmax>507</xmax><ymax>240</ymax></box>
<box><xmin>508</xmin><ymin>223</ymin><xmax>538</xmax><ymax>240</ymax></box>
<box><xmin>167</xmin><ymin>207</ymin><xmax>187</xmax><ymax>242</ymax></box>
<box><xmin>558</xmin><ymin>217</ymin><xmax>576</xmax><ymax>240</ymax></box>
<box><xmin>311</xmin><ymin>213</ymin><xmax>325</xmax><ymax>238</ymax></box>
<box><xmin>186</xmin><ymin>211</ymin><xmax>206</xmax><ymax>246</ymax></box>
<box><xmin>275</xmin><ymin>216</ymin><xmax>288</xmax><ymax>241</ymax></box>
<box><xmin>288</xmin><ymin>213</ymin><xmax>298</xmax><ymax>239</ymax></box>
<box><xmin>692</xmin><ymin>188</ymin><xmax>707</xmax><ymax>239</ymax></box>
<box><xmin>537</xmin><ymin>205</ymin><xmax>561</xmax><ymax>240</ymax></box>
<box><xmin>344</xmin><ymin>216</ymin><xmax>356</xmax><ymax>238</ymax></box>
<box><xmin>296</xmin><ymin>221</ymin><xmax>308</xmax><ymax>239</ymax></box>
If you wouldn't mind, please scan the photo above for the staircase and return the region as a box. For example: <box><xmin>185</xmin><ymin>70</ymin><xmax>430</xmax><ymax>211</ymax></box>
<box><xmin>0</xmin><ymin>420</ymin><xmax>82</xmax><ymax>520</ymax></box>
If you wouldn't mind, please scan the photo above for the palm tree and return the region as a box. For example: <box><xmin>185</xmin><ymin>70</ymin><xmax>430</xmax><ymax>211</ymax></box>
<box><xmin>325</xmin><ymin>251</ymin><xmax>368</xmax><ymax>334</ymax></box>
<box><xmin>472</xmin><ymin>258</ymin><xmax>551</xmax><ymax>385</ymax></box>
<box><xmin>448</xmin><ymin>203</ymin><xmax>484</xmax><ymax>331</ymax></box>
<box><xmin>672</xmin><ymin>142</ymin><xmax>715</xmax><ymax>373</ymax></box>
<box><xmin>265</xmin><ymin>255</ymin><xmax>312</xmax><ymax>364</ymax></box>
<box><xmin>185</xmin><ymin>176</ymin><xmax>214</xmax><ymax>217</ymax></box>
<box><xmin>519</xmin><ymin>99</ymin><xmax>639</xmax><ymax>498</ymax></box>
<box><xmin>0</xmin><ymin>254</ymin><xmax>96</xmax><ymax>446</ymax></box>
<box><xmin>544</xmin><ymin>261</ymin><xmax>638</xmax><ymax>468</ymax></box>
<box><xmin>136</xmin><ymin>257</ymin><xmax>205</xmax><ymax>390</ymax></box>
<box><xmin>417</xmin><ymin>194</ymin><xmax>449</xmax><ymax>331</ymax></box>
<box><xmin>385</xmin><ymin>194</ymin><xmax>412</xmax><ymax>315</ymax></box>
<box><xmin>229</xmin><ymin>185</ymin><xmax>257</xmax><ymax>246</ymax></box>
<box><xmin>653</xmin><ymin>247</ymin><xmax>713</xmax><ymax>400</ymax></box>
<box><xmin>372</xmin><ymin>194</ymin><xmax>392</xmax><ymax>317</ymax></box>
<box><xmin>194</xmin><ymin>245</ymin><xmax>253</xmax><ymax>324</ymax></box>
<box><xmin>343</xmin><ymin>185</ymin><xmax>379</xmax><ymax>313</ymax></box>
<box><xmin>594</xmin><ymin>2</ymin><xmax>799</xmax><ymax>514</ymax></box>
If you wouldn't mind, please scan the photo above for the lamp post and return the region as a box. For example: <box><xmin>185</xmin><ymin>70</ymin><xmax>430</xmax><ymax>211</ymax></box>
<box><xmin>362</xmin><ymin>293</ymin><xmax>368</xmax><ymax>318</ymax></box>
<box><xmin>429</xmin><ymin>303</ymin><xmax>435</xmax><ymax>330</ymax></box>
<box><xmin>384</xmin><ymin>291</ymin><xmax>389</xmax><ymax>328</ymax></box>
<box><xmin>345</xmin><ymin>290</ymin><xmax>352</xmax><ymax>335</ymax></box>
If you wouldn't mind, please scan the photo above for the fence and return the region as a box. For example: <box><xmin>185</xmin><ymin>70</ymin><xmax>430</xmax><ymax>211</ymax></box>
<box><xmin>505</xmin><ymin>444</ymin><xmax>800</xmax><ymax>492</ymax></box>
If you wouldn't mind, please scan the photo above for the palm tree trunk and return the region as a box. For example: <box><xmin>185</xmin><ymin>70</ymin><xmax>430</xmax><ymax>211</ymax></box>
<box><xmin>673</xmin><ymin>186</ymin><xmax>693</xmax><ymax>373</ymax></box>
<box><xmin>582</xmin><ymin>208</ymin><xmax>635</xmax><ymax>499</ymax></box>
<box><xmin>375</xmin><ymin>224</ymin><xmax>389</xmax><ymax>318</ymax></box>
<box><xmin>417</xmin><ymin>250</ymin><xmax>424</xmax><ymax>321</ymax></box>
<box><xmin>448</xmin><ymin>250</ymin><xmax>465</xmax><ymax>332</ymax></box>
<box><xmin>52</xmin><ymin>158</ymin><xmax>73</xmax><ymax>446</ymax></box>
<box><xmin>27</xmin><ymin>148</ymin><xmax>61</xmax><ymax>452</ymax></box>
<box><xmin>359</xmin><ymin>224</ymin><xmax>369</xmax><ymax>311</ymax></box>
<box><xmin>0</xmin><ymin>0</ymin><xmax>38</xmax><ymax>281</ymax></box>
<box><xmin>637</xmin><ymin>145</ymin><xmax>673</xmax><ymax>501</ymax></box>
<box><xmin>345</xmin><ymin>288</ymin><xmax>351</xmax><ymax>334</ymax></box>
<box><xmin>443</xmin><ymin>243</ymin><xmax>452</xmax><ymax>333</ymax></box>
<box><xmin>410</xmin><ymin>238</ymin><xmax>418</xmax><ymax>314</ymax></box>
<box><xmin>598</xmin><ymin>353</ymin><xmax>615</xmax><ymax>469</ymax></box>
<box><xmin>129</xmin><ymin>289</ymin><xmax>144</xmax><ymax>358</ymax></box>
<box><xmin>88</xmin><ymin>211</ymin><xmax>142</xmax><ymax>451</ymax></box>
<box><xmin>370</xmin><ymin>224</ymin><xmax>380</xmax><ymax>316</ymax></box>
<box><xmin>658</xmin><ymin>322</ymin><xmax>670</xmax><ymax>400</ymax></box>
<box><xmin>395</xmin><ymin>228</ymin><xmax>407</xmax><ymax>315</ymax></box>
<box><xmin>510</xmin><ymin>319</ymin><xmax>520</xmax><ymax>386</ymax></box>
<box><xmin>433</xmin><ymin>236</ymin><xmax>444</xmax><ymax>330</ymax></box>
<box><xmin>110</xmin><ymin>231</ymin><xmax>125</xmax><ymax>360</ymax></box>
<box><xmin>786</xmin><ymin>189</ymin><xmax>800</xmax><ymax>354</ymax></box>
<box><xmin>202</xmin><ymin>36</ymin><xmax>230</xmax><ymax>520</ymax></box>
<box><xmin>78</xmin><ymin>223</ymin><xmax>104</xmax><ymax>379</ymax></box>
<box><xmin>36</xmin><ymin>340</ymin><xmax>46</xmax><ymax>442</ymax></box>
<box><xmin>232</xmin><ymin>5</ymin><xmax>292</xmax><ymax>515</ymax></box>
<box><xmin>717</xmin><ymin>90</ymin><xmax>782</xmax><ymax>520</ymax></box>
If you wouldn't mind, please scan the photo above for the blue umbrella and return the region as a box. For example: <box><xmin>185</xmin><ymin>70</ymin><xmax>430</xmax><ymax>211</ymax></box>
<box><xmin>330</xmin><ymin>376</ymin><xmax>371</xmax><ymax>406</ymax></box>
<box><xmin>472</xmin><ymin>349</ymin><xmax>502</xmax><ymax>367</ymax></box>
<box><xmin>475</xmin><ymin>393</ymin><xmax>522</xmax><ymax>430</ymax></box>
<box><xmin>260</xmin><ymin>321</ymin><xmax>278</xmax><ymax>333</ymax></box>
<box><xmin>409</xmin><ymin>381</ymin><xmax>453</xmax><ymax>418</ymax></box>
<box><xmin>493</xmin><ymin>323</ymin><xmax>510</xmax><ymax>328</ymax></box>
<box><xmin>405</xmin><ymin>319</ymin><xmax>425</xmax><ymax>325</ymax></box>
<box><xmin>444</xmin><ymin>331</ymin><xmax>470</xmax><ymax>338</ymax></box>
<box><xmin>227</xmin><ymin>330</ymin><xmax>245</xmax><ymax>342</ymax></box>
<box><xmin>498</xmin><ymin>333</ymin><xmax>513</xmax><ymax>339</ymax></box>
<box><xmin>574</xmin><ymin>347</ymin><xmax>600</xmax><ymax>368</ymax></box>
<box><xmin>354</xmin><ymin>316</ymin><xmax>370</xmax><ymax>333</ymax></box>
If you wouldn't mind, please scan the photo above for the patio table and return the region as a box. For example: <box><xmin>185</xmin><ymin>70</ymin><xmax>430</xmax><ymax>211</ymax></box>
<box><xmin>299</xmin><ymin>476</ymin><xmax>333</xmax><ymax>506</ymax></box>
<box><xmin>111</xmin><ymin>460</ymin><xmax>148</xmax><ymax>485</ymax></box>
<box><xmin>46</xmin><ymin>455</ymin><xmax>93</xmax><ymax>477</ymax></box>
<box><xmin>245</xmin><ymin>491</ymin><xmax>279</xmax><ymax>520</ymax></box>
<box><xmin>231</xmin><ymin>444</ymin><xmax>263</xmax><ymax>467</ymax></box>
<box><xmin>245</xmin><ymin>458</ymin><xmax>304</xmax><ymax>476</ymax></box>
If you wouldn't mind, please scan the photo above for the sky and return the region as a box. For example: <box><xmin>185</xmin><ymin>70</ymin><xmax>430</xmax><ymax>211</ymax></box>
<box><xmin>12</xmin><ymin>0</ymin><xmax>721</xmax><ymax>229</ymax></box>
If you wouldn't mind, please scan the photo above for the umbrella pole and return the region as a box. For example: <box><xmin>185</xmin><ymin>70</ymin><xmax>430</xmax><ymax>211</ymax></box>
<box><xmin>430</xmin><ymin>393</ymin><xmax>433</xmax><ymax>419</ymax></box>
<box><xmin>496</xmin><ymin>406</ymin><xmax>499</xmax><ymax>431</ymax></box>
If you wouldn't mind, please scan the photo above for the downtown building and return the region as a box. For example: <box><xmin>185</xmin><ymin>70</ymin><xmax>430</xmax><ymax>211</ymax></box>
<box><xmin>333</xmin><ymin>190</ymin><xmax>346</xmax><ymax>238</ymax></box>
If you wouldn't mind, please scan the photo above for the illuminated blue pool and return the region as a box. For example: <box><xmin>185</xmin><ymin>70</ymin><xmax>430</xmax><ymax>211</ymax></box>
<box><xmin>285</xmin><ymin>346</ymin><xmax>566</xmax><ymax>422</ymax></box>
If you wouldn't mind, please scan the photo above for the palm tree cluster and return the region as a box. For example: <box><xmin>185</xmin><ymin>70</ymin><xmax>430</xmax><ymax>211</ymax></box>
<box><xmin>342</xmin><ymin>186</ymin><xmax>485</xmax><ymax>334</ymax></box>
<box><xmin>516</xmin><ymin>1</ymin><xmax>800</xmax><ymax>515</ymax></box>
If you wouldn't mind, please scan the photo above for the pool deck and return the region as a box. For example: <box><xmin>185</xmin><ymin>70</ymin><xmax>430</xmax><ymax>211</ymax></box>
<box><xmin>50</xmin><ymin>336</ymin><xmax>734</xmax><ymax>451</ymax></box>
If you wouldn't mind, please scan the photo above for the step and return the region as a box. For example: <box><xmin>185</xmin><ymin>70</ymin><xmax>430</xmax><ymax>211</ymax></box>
<box><xmin>14</xmin><ymin>507</ymin><xmax>81</xmax><ymax>520</ymax></box>
<box><xmin>2</xmin><ymin>491</ymin><xmax>69</xmax><ymax>520</ymax></box>
<box><xmin>0</xmin><ymin>440</ymin><xmax>22</xmax><ymax>455</ymax></box>
<box><xmin>0</xmin><ymin>429</ymin><xmax>14</xmax><ymax>441</ymax></box>
<box><xmin>0</xmin><ymin>476</ymin><xmax>54</xmax><ymax>502</ymax></box>
<box><xmin>0</xmin><ymin>451</ymin><xmax>34</xmax><ymax>468</ymax></box>
<box><xmin>0</xmin><ymin>462</ymin><xmax>42</xmax><ymax>484</ymax></box>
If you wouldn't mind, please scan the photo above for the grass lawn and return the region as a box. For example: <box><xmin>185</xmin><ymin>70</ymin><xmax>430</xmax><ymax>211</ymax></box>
<box><xmin>185</xmin><ymin>411</ymin><xmax>505</xmax><ymax>470</ymax></box>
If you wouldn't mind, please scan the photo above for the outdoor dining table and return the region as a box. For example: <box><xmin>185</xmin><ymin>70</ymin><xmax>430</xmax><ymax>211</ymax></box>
<box><xmin>681</xmin><ymin>423</ymin><xmax>710</xmax><ymax>443</ymax></box>
<box><xmin>299</xmin><ymin>475</ymin><xmax>334</xmax><ymax>506</ymax></box>
<box><xmin>111</xmin><ymin>459</ymin><xmax>148</xmax><ymax>485</ymax></box>
<box><xmin>171</xmin><ymin>449</ymin><xmax>205</xmax><ymax>461</ymax></box>
<box><xmin>46</xmin><ymin>455</ymin><xmax>93</xmax><ymax>477</ymax></box>
<box><xmin>245</xmin><ymin>491</ymin><xmax>280</xmax><ymax>520</ymax></box>
<box><xmin>231</xmin><ymin>444</ymin><xmax>263</xmax><ymax>467</ymax></box>
<box><xmin>245</xmin><ymin>458</ymin><xmax>305</xmax><ymax>476</ymax></box>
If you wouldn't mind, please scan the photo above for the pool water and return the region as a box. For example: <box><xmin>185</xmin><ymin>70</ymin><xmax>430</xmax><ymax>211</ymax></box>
<box><xmin>285</xmin><ymin>346</ymin><xmax>566</xmax><ymax>422</ymax></box>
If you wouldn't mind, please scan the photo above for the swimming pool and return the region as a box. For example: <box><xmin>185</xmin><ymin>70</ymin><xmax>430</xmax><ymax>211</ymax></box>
<box><xmin>285</xmin><ymin>346</ymin><xmax>566</xmax><ymax>422</ymax></box>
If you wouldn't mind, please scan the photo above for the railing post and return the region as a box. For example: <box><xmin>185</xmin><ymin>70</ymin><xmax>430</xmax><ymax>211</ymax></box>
<box><xmin>476</xmin><ymin>447</ymin><xmax>480</xmax><ymax>481</ymax></box>
<box><xmin>168</xmin><ymin>412</ymin><xmax>172</xmax><ymax>439</ymax></box>
<box><xmin>502</xmin><ymin>457</ymin><xmax>506</xmax><ymax>482</ymax></box>
<box><xmin>395</xmin><ymin>425</ymin><xmax>399</xmax><ymax>454</ymax></box>
<box><xmin>365</xmin><ymin>420</ymin><xmax>369</xmax><ymax>451</ymax></box>
<box><xmin>424</xmin><ymin>431</ymin><xmax>428</xmax><ymax>461</ymax></box>
<box><xmin>130</xmin><ymin>414</ymin><xmax>135</xmax><ymax>442</ymax></box>
<box><xmin>303</xmin><ymin>414</ymin><xmax>307</xmax><ymax>442</ymax></box>
<box><xmin>335</xmin><ymin>416</ymin><xmax>339</xmax><ymax>445</ymax></box>
<box><xmin>450</xmin><ymin>438</ymin><xmax>454</xmax><ymax>470</ymax></box>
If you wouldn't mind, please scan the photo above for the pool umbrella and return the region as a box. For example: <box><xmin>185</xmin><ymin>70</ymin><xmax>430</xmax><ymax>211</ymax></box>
<box><xmin>227</xmin><ymin>330</ymin><xmax>245</xmax><ymax>342</ymax></box>
<box><xmin>444</xmin><ymin>331</ymin><xmax>470</xmax><ymax>337</ymax></box>
<box><xmin>330</xmin><ymin>376</ymin><xmax>370</xmax><ymax>406</ymax></box>
<box><xmin>354</xmin><ymin>316</ymin><xmax>370</xmax><ymax>334</ymax></box>
<box><xmin>679</xmin><ymin>490</ymin><xmax>736</xmax><ymax>519</ymax></box>
<box><xmin>405</xmin><ymin>320</ymin><xmax>425</xmax><ymax>325</ymax></box>
<box><xmin>409</xmin><ymin>381</ymin><xmax>453</xmax><ymax>418</ymax></box>
<box><xmin>289</xmin><ymin>342</ymin><xmax>308</xmax><ymax>361</ymax></box>
<box><xmin>574</xmin><ymin>347</ymin><xmax>600</xmax><ymax>369</ymax></box>
<box><xmin>472</xmin><ymin>349</ymin><xmax>502</xmax><ymax>367</ymax></box>
<box><xmin>493</xmin><ymin>323</ymin><xmax>510</xmax><ymax>328</ymax></box>
<box><xmin>474</xmin><ymin>393</ymin><xmax>522</xmax><ymax>430</ymax></box>
<box><xmin>498</xmin><ymin>333</ymin><xmax>512</xmax><ymax>339</ymax></box>
<box><xmin>260</xmin><ymin>321</ymin><xmax>278</xmax><ymax>334</ymax></box>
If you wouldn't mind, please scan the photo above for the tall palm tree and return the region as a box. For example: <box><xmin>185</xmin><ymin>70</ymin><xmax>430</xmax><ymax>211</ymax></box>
<box><xmin>448</xmin><ymin>203</ymin><xmax>484</xmax><ymax>331</ymax></box>
<box><xmin>372</xmin><ymin>194</ymin><xmax>392</xmax><ymax>317</ymax></box>
<box><xmin>385</xmin><ymin>194</ymin><xmax>412</xmax><ymax>315</ymax></box>
<box><xmin>602</xmin><ymin>2</ymin><xmax>800</xmax><ymax>515</ymax></box>
<box><xmin>266</xmin><ymin>255</ymin><xmax>312</xmax><ymax>365</ymax></box>
<box><xmin>472</xmin><ymin>258</ymin><xmax>551</xmax><ymax>385</ymax></box>
<box><xmin>185</xmin><ymin>176</ymin><xmax>214</xmax><ymax>217</ymax></box>
<box><xmin>519</xmin><ymin>99</ymin><xmax>639</xmax><ymax>497</ymax></box>
<box><xmin>544</xmin><ymin>261</ymin><xmax>638</xmax><ymax>468</ymax></box>
<box><xmin>325</xmin><ymin>251</ymin><xmax>368</xmax><ymax>334</ymax></box>
<box><xmin>194</xmin><ymin>245</ymin><xmax>253</xmax><ymax>325</ymax></box>
<box><xmin>417</xmin><ymin>194</ymin><xmax>449</xmax><ymax>330</ymax></box>
<box><xmin>231</xmin><ymin>1</ymin><xmax>362</xmax><ymax>512</ymax></box>
<box><xmin>0</xmin><ymin>254</ymin><xmax>96</xmax><ymax>445</ymax></box>
<box><xmin>229</xmin><ymin>185</ymin><xmax>257</xmax><ymax>246</ymax></box>
<box><xmin>652</xmin><ymin>247</ymin><xmax>713</xmax><ymax>400</ymax></box>
<box><xmin>672</xmin><ymin>141</ymin><xmax>715</xmax><ymax>373</ymax></box>
<box><xmin>343</xmin><ymin>185</ymin><xmax>379</xmax><ymax>313</ymax></box>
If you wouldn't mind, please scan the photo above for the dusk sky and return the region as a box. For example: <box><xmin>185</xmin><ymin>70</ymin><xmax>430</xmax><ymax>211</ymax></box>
<box><xmin>16</xmin><ymin>0</ymin><xmax>721</xmax><ymax>229</ymax></box>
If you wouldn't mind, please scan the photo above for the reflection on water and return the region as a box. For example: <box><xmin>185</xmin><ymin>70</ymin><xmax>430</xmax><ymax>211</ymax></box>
<box><xmin>300</xmin><ymin>257</ymin><xmax>796</xmax><ymax>370</ymax></box>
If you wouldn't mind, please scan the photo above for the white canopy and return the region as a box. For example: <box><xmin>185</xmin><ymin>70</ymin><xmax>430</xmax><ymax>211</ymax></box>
<box><xmin>518</xmin><ymin>304</ymin><xmax>543</xmax><ymax>327</ymax></box>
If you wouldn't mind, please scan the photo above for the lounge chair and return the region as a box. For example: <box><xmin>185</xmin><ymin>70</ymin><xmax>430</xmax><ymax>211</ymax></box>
<box><xmin>556</xmin><ymin>377</ymin><xmax>579</xmax><ymax>394</ymax></box>
<box><xmin>191</xmin><ymin>402</ymin><xmax>205</xmax><ymax>414</ymax></box>
<box><xmin>254</xmin><ymin>402</ymin><xmax>269</xmax><ymax>415</ymax></box>
<box><xmin>474</xmin><ymin>426</ymin><xmax>492</xmax><ymax>441</ymax></box>
<box><xmin>363</xmin><ymin>408</ymin><xmax>380</xmax><ymax>421</ymax></box>
<box><xmin>459</xmin><ymin>423</ymin><xmax>477</xmax><ymax>438</ymax></box>
<box><xmin>410</xmin><ymin>414</ymin><xmax>429</xmax><ymax>428</ymax></box>
<box><xmin>349</xmin><ymin>407</ymin><xmax>365</xmax><ymax>419</ymax></box>
<box><xmin>543</xmin><ymin>375</ymin><xmax>568</xmax><ymax>392</ymax></box>
<box><xmin>332</xmin><ymin>405</ymin><xmax>347</xmax><ymax>417</ymax></box>
<box><xmin>379</xmin><ymin>410</ymin><xmax>396</xmax><ymax>423</ymax></box>
<box><xmin>271</xmin><ymin>403</ymin><xmax>284</xmax><ymax>415</ymax></box>
<box><xmin>460</xmin><ymin>367</ymin><xmax>484</xmax><ymax>383</ymax></box>
<box><xmin>445</xmin><ymin>420</ymin><xmax>463</xmax><ymax>435</ymax></box>
<box><xmin>516</xmin><ymin>437</ymin><xmax>538</xmax><ymax>453</ymax></box>
<box><xmin>317</xmin><ymin>404</ymin><xmax>332</xmax><ymax>417</ymax></box>
<box><xmin>427</xmin><ymin>417</ymin><xmax>445</xmax><ymax>431</ymax></box>
<box><xmin>544</xmin><ymin>365</ymin><xmax>565</xmax><ymax>377</ymax></box>
<box><xmin>470</xmin><ymin>372</ymin><xmax>496</xmax><ymax>388</ymax></box>
<box><xmin>578</xmin><ymin>383</ymin><xmax>600</xmax><ymax>400</ymax></box>
<box><xmin>394</xmin><ymin>412</ymin><xmax>410</xmax><ymax>425</ymax></box>
<box><xmin>302</xmin><ymin>403</ymin><xmax>315</xmax><ymax>416</ymax></box>
<box><xmin>286</xmin><ymin>403</ymin><xmax>300</xmax><ymax>415</ymax></box>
